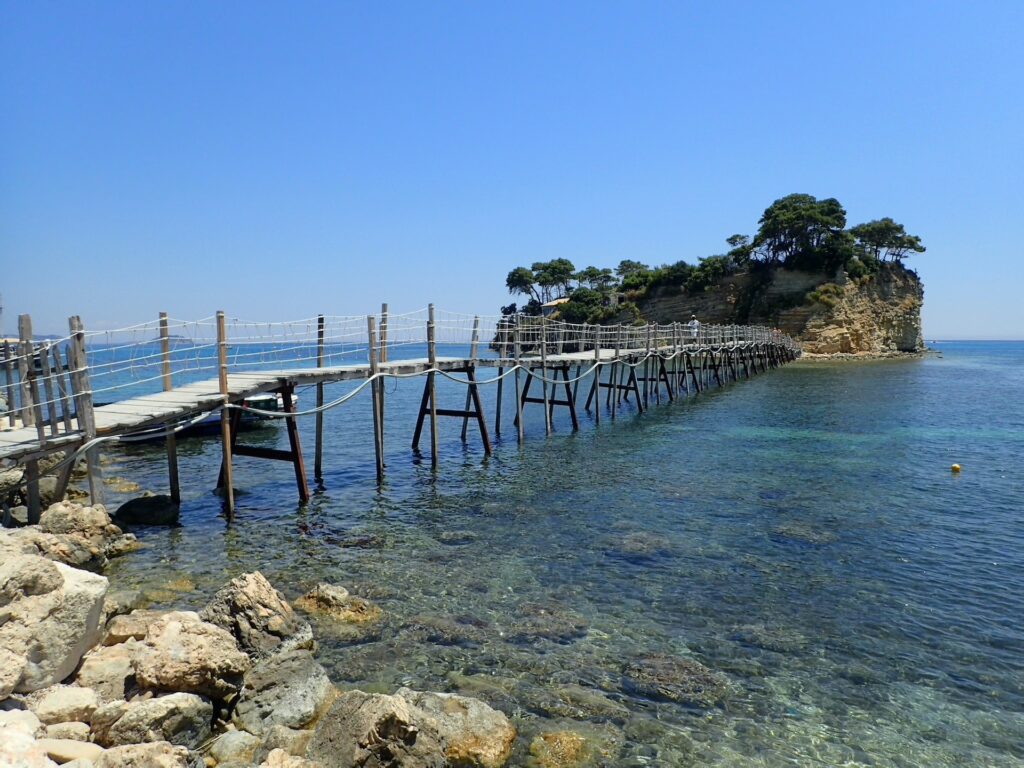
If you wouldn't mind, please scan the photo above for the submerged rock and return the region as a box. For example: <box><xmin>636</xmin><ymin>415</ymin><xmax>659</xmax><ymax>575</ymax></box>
<box><xmin>528</xmin><ymin>731</ymin><xmax>588</xmax><ymax>768</ymax></box>
<box><xmin>295</xmin><ymin>583</ymin><xmax>383</xmax><ymax>624</ymax></box>
<box><xmin>233</xmin><ymin>648</ymin><xmax>334</xmax><ymax>736</ymax></box>
<box><xmin>114</xmin><ymin>492</ymin><xmax>180</xmax><ymax>526</ymax></box>
<box><xmin>0</xmin><ymin>554</ymin><xmax>107</xmax><ymax>693</ymax></box>
<box><xmin>622</xmin><ymin>654</ymin><xmax>728</xmax><ymax>707</ymax></box>
<box><xmin>509</xmin><ymin>602</ymin><xmax>588</xmax><ymax>644</ymax></box>
<box><xmin>133</xmin><ymin>613</ymin><xmax>250</xmax><ymax>698</ymax></box>
<box><xmin>308</xmin><ymin>687</ymin><xmax>515</xmax><ymax>768</ymax></box>
<box><xmin>730</xmin><ymin>623</ymin><xmax>808</xmax><ymax>653</ymax></box>
<box><xmin>200</xmin><ymin>571</ymin><xmax>313</xmax><ymax>661</ymax></box>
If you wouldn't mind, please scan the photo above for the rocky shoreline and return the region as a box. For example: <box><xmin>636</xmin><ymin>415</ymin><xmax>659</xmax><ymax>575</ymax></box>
<box><xmin>0</xmin><ymin>502</ymin><xmax>522</xmax><ymax>767</ymax></box>
<box><xmin>794</xmin><ymin>349</ymin><xmax>929</xmax><ymax>362</ymax></box>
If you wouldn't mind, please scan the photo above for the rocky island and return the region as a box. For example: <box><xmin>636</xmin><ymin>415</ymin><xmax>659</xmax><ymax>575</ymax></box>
<box><xmin>503</xmin><ymin>193</ymin><xmax>926</xmax><ymax>356</ymax></box>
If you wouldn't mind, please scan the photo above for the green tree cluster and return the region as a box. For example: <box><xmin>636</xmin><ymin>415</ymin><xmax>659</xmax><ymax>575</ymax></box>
<box><xmin>501</xmin><ymin>194</ymin><xmax>924</xmax><ymax>321</ymax></box>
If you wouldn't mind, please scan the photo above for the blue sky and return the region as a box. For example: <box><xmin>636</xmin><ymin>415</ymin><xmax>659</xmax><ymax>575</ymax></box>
<box><xmin>2</xmin><ymin>2</ymin><xmax>1021</xmax><ymax>338</ymax></box>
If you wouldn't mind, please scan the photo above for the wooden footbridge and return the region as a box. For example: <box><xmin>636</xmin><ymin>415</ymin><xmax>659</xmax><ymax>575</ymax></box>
<box><xmin>1</xmin><ymin>306</ymin><xmax>800</xmax><ymax>521</ymax></box>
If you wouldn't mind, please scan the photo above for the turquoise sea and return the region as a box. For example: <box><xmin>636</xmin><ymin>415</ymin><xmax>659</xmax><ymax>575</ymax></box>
<box><xmin>99</xmin><ymin>341</ymin><xmax>1024</xmax><ymax>766</ymax></box>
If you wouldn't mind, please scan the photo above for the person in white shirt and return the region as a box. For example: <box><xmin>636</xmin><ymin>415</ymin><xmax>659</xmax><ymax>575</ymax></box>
<box><xmin>687</xmin><ymin>314</ymin><xmax>700</xmax><ymax>339</ymax></box>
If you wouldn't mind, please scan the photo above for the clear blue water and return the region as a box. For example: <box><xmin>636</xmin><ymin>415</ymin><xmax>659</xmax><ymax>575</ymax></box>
<box><xmin>96</xmin><ymin>342</ymin><xmax>1024</xmax><ymax>766</ymax></box>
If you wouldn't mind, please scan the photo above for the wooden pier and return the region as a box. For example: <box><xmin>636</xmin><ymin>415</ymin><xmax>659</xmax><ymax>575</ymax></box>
<box><xmin>1</xmin><ymin>307</ymin><xmax>800</xmax><ymax>522</ymax></box>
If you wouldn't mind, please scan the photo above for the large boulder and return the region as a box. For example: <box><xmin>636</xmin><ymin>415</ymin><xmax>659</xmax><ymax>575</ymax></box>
<box><xmin>0</xmin><ymin>554</ymin><xmax>108</xmax><ymax>693</ymax></box>
<box><xmin>133</xmin><ymin>614</ymin><xmax>249</xmax><ymax>699</ymax></box>
<box><xmin>260</xmin><ymin>749</ymin><xmax>321</xmax><ymax>768</ymax></box>
<box><xmin>24</xmin><ymin>685</ymin><xmax>99</xmax><ymax>725</ymax></box>
<box><xmin>0</xmin><ymin>501</ymin><xmax>138</xmax><ymax>571</ymax></box>
<box><xmin>200</xmin><ymin>572</ymin><xmax>313</xmax><ymax>661</ymax></box>
<box><xmin>91</xmin><ymin>693</ymin><xmax>212</xmax><ymax>749</ymax></box>
<box><xmin>75</xmin><ymin>639</ymin><xmax>142</xmax><ymax>704</ymax></box>
<box><xmin>233</xmin><ymin>648</ymin><xmax>334</xmax><ymax>736</ymax></box>
<box><xmin>0</xmin><ymin>647</ymin><xmax>28</xmax><ymax>698</ymax></box>
<box><xmin>113</xmin><ymin>493</ymin><xmax>180</xmax><ymax>526</ymax></box>
<box><xmin>105</xmin><ymin>609</ymin><xmax>196</xmax><ymax>645</ymax></box>
<box><xmin>93</xmin><ymin>741</ymin><xmax>194</xmax><ymax>768</ymax></box>
<box><xmin>308</xmin><ymin>688</ymin><xmax>516</xmax><ymax>768</ymax></box>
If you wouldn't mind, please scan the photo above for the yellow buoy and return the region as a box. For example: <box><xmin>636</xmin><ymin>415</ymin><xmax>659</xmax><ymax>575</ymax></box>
<box><xmin>951</xmin><ymin>464</ymin><xmax>961</xmax><ymax>473</ymax></box>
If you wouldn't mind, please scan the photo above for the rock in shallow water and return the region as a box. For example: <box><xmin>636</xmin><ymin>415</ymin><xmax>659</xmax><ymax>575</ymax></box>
<box><xmin>621</xmin><ymin>654</ymin><xmax>729</xmax><ymax>707</ymax></box>
<box><xmin>200</xmin><ymin>571</ymin><xmax>313</xmax><ymax>661</ymax></box>
<box><xmin>113</xmin><ymin>493</ymin><xmax>180</xmax><ymax>526</ymax></box>
<box><xmin>233</xmin><ymin>648</ymin><xmax>334</xmax><ymax>736</ymax></box>
<box><xmin>307</xmin><ymin>687</ymin><xmax>516</xmax><ymax>768</ymax></box>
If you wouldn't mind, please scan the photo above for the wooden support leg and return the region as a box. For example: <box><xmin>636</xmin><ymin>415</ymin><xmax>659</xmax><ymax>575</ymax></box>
<box><xmin>217</xmin><ymin>408</ymin><xmax>244</xmax><ymax>490</ymax></box>
<box><xmin>514</xmin><ymin>371</ymin><xmax>535</xmax><ymax>428</ymax></box>
<box><xmin>166</xmin><ymin>433</ymin><xmax>181</xmax><ymax>504</ymax></box>
<box><xmin>25</xmin><ymin>459</ymin><xmax>41</xmax><ymax>524</ymax></box>
<box><xmin>280</xmin><ymin>386</ymin><xmax>310</xmax><ymax>503</ymax></box>
<box><xmin>371</xmin><ymin>375</ymin><xmax>385</xmax><ymax>486</ymax></box>
<box><xmin>467</xmin><ymin>368</ymin><xmax>493</xmax><ymax>455</ymax></box>
<box><xmin>561</xmin><ymin>365</ymin><xmax>580</xmax><ymax>431</ymax></box>
<box><xmin>494</xmin><ymin>366</ymin><xmax>504</xmax><ymax>437</ymax></box>
<box><xmin>627</xmin><ymin>368</ymin><xmax>644</xmax><ymax>413</ymax></box>
<box><xmin>314</xmin><ymin>382</ymin><xmax>324</xmax><ymax>481</ymax></box>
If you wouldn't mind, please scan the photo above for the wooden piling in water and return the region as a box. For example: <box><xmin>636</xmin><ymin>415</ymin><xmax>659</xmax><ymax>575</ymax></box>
<box><xmin>159</xmin><ymin>312</ymin><xmax>180</xmax><ymax>505</ymax></box>
<box><xmin>513</xmin><ymin>322</ymin><xmax>524</xmax><ymax>443</ymax></box>
<box><xmin>216</xmin><ymin>311</ymin><xmax>235</xmax><ymax>518</ymax></box>
<box><xmin>368</xmin><ymin>315</ymin><xmax>384</xmax><ymax>485</ymax></box>
<box><xmin>314</xmin><ymin>314</ymin><xmax>325</xmax><ymax>483</ymax></box>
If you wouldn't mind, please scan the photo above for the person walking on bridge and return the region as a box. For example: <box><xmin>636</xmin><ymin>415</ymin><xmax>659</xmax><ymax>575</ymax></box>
<box><xmin>688</xmin><ymin>314</ymin><xmax>700</xmax><ymax>339</ymax></box>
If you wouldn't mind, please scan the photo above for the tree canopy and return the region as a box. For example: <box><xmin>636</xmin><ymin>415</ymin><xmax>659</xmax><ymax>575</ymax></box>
<box><xmin>500</xmin><ymin>194</ymin><xmax>924</xmax><ymax>321</ymax></box>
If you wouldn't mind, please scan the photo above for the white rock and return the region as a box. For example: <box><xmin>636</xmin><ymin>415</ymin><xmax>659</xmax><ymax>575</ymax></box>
<box><xmin>0</xmin><ymin>729</ymin><xmax>59</xmax><ymax>767</ymax></box>
<box><xmin>35</xmin><ymin>738</ymin><xmax>105</xmax><ymax>764</ymax></box>
<box><xmin>0</xmin><ymin>555</ymin><xmax>108</xmax><ymax>693</ymax></box>
<box><xmin>44</xmin><ymin>721</ymin><xmax>92</xmax><ymax>741</ymax></box>
<box><xmin>0</xmin><ymin>708</ymin><xmax>44</xmax><ymax>737</ymax></box>
<box><xmin>26</xmin><ymin>685</ymin><xmax>99</xmax><ymax>725</ymax></box>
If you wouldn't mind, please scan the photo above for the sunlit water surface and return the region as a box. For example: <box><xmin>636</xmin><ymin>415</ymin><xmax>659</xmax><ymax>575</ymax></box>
<box><xmin>98</xmin><ymin>342</ymin><xmax>1024</xmax><ymax>766</ymax></box>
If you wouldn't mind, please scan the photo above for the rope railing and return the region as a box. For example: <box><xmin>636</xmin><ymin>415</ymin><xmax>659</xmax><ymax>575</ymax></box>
<box><xmin>2</xmin><ymin>307</ymin><xmax>800</xmax><ymax>438</ymax></box>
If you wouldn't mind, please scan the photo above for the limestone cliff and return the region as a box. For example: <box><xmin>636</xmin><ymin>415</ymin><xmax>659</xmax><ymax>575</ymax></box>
<box><xmin>635</xmin><ymin>263</ymin><xmax>924</xmax><ymax>354</ymax></box>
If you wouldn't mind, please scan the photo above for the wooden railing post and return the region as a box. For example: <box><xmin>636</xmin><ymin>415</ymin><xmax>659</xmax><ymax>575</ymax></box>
<box><xmin>427</xmin><ymin>304</ymin><xmax>439</xmax><ymax>469</ymax></box>
<box><xmin>2</xmin><ymin>341</ymin><xmax>16</xmax><ymax>427</ymax></box>
<box><xmin>539</xmin><ymin>316</ymin><xmax>551</xmax><ymax>435</ymax></box>
<box><xmin>592</xmin><ymin>325</ymin><xmax>601</xmax><ymax>424</ymax></box>
<box><xmin>68</xmin><ymin>315</ymin><xmax>104</xmax><ymax>506</ymax></box>
<box><xmin>314</xmin><ymin>314</ymin><xmax>325</xmax><ymax>483</ymax></box>
<box><xmin>18</xmin><ymin>314</ymin><xmax>43</xmax><ymax>521</ymax></box>
<box><xmin>217</xmin><ymin>311</ymin><xmax>235</xmax><ymax>518</ymax></box>
<box><xmin>159</xmin><ymin>312</ymin><xmax>180</xmax><ymax>505</ymax></box>
<box><xmin>494</xmin><ymin>318</ymin><xmax>506</xmax><ymax>437</ymax></box>
<box><xmin>378</xmin><ymin>302</ymin><xmax>389</xmax><ymax>460</ymax></box>
<box><xmin>367</xmin><ymin>315</ymin><xmax>384</xmax><ymax>485</ymax></box>
<box><xmin>513</xmin><ymin>319</ymin><xmax>524</xmax><ymax>443</ymax></box>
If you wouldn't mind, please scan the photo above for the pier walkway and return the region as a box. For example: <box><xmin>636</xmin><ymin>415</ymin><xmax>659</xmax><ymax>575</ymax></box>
<box><xmin>1</xmin><ymin>307</ymin><xmax>800</xmax><ymax>520</ymax></box>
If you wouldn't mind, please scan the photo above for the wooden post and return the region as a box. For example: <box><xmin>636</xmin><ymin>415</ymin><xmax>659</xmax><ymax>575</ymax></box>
<box><xmin>217</xmin><ymin>311</ymin><xmax>235</xmax><ymax>518</ymax></box>
<box><xmin>51</xmin><ymin>345</ymin><xmax>73</xmax><ymax>432</ymax></box>
<box><xmin>18</xmin><ymin>316</ymin><xmax>43</xmax><ymax>522</ymax></box>
<box><xmin>40</xmin><ymin>343</ymin><xmax>58</xmax><ymax>437</ymax></box>
<box><xmin>427</xmin><ymin>304</ymin><xmax>439</xmax><ymax>469</ymax></box>
<box><xmin>379</xmin><ymin>303</ymin><xmax>388</xmax><ymax>462</ymax></box>
<box><xmin>513</xmin><ymin>320</ymin><xmax>524</xmax><ymax>443</ymax></box>
<box><xmin>494</xmin><ymin>318</ymin><xmax>505</xmax><ymax>437</ymax></box>
<box><xmin>540</xmin><ymin>316</ymin><xmax>551</xmax><ymax>434</ymax></box>
<box><xmin>368</xmin><ymin>316</ymin><xmax>384</xmax><ymax>485</ymax></box>
<box><xmin>2</xmin><ymin>342</ymin><xmax>16</xmax><ymax>427</ymax></box>
<box><xmin>159</xmin><ymin>312</ymin><xmax>180</xmax><ymax>505</ymax></box>
<box><xmin>461</xmin><ymin>316</ymin><xmax>481</xmax><ymax>441</ymax></box>
<box><xmin>314</xmin><ymin>314</ymin><xmax>325</xmax><ymax>482</ymax></box>
<box><xmin>592</xmin><ymin>325</ymin><xmax>601</xmax><ymax>424</ymax></box>
<box><xmin>68</xmin><ymin>316</ymin><xmax>103</xmax><ymax>505</ymax></box>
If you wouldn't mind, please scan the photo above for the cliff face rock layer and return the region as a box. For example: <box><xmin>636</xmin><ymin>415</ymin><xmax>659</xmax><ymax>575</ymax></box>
<box><xmin>636</xmin><ymin>263</ymin><xmax>924</xmax><ymax>354</ymax></box>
